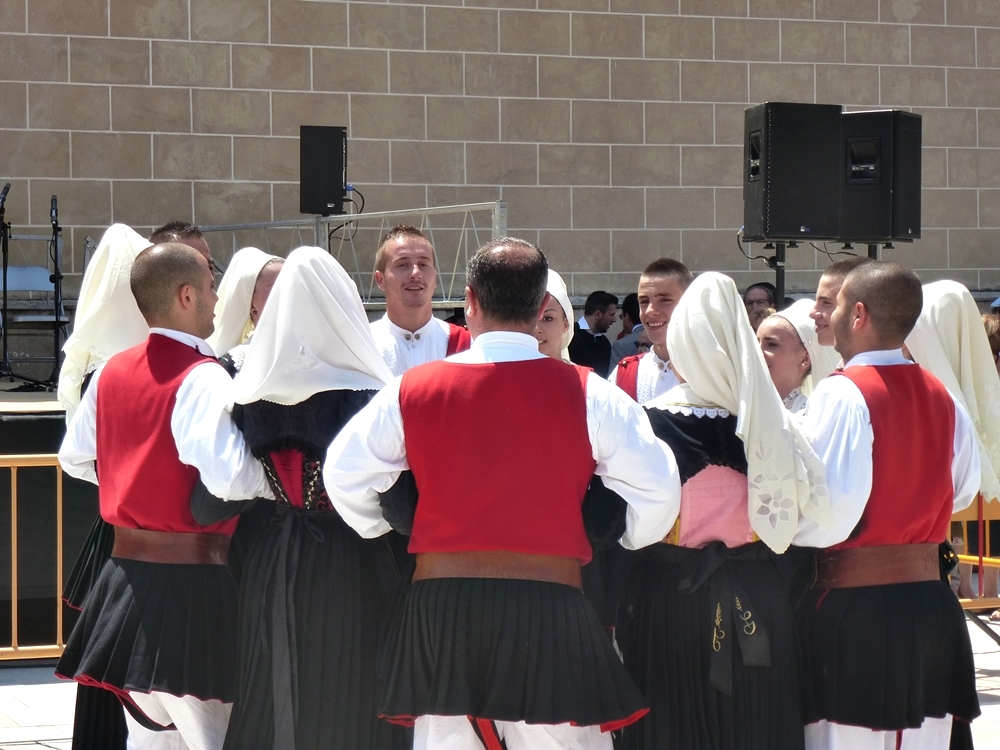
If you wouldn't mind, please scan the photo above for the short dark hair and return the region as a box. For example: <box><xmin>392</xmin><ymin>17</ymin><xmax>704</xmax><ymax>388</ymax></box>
<box><xmin>743</xmin><ymin>281</ymin><xmax>776</xmax><ymax>304</ymax></box>
<box><xmin>467</xmin><ymin>237</ymin><xmax>548</xmax><ymax>325</ymax></box>
<box><xmin>621</xmin><ymin>292</ymin><xmax>640</xmax><ymax>322</ymax></box>
<box><xmin>131</xmin><ymin>242</ymin><xmax>207</xmax><ymax>323</ymax></box>
<box><xmin>584</xmin><ymin>291</ymin><xmax>618</xmax><ymax>317</ymax></box>
<box><xmin>375</xmin><ymin>225</ymin><xmax>432</xmax><ymax>273</ymax></box>
<box><xmin>841</xmin><ymin>261</ymin><xmax>922</xmax><ymax>343</ymax></box>
<box><xmin>821</xmin><ymin>256</ymin><xmax>871</xmax><ymax>284</ymax></box>
<box><xmin>642</xmin><ymin>258</ymin><xmax>694</xmax><ymax>290</ymax></box>
<box><xmin>149</xmin><ymin>221</ymin><xmax>203</xmax><ymax>244</ymax></box>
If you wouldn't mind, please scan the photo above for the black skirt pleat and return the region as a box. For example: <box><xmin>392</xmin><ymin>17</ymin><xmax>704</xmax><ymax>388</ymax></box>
<box><xmin>70</xmin><ymin>684</ymin><xmax>128</xmax><ymax>750</ymax></box>
<box><xmin>223</xmin><ymin>507</ymin><xmax>407</xmax><ymax>750</ymax></box>
<box><xmin>378</xmin><ymin>576</ymin><xmax>648</xmax><ymax>729</ymax></box>
<box><xmin>616</xmin><ymin>543</ymin><xmax>805</xmax><ymax>750</ymax></box>
<box><xmin>55</xmin><ymin>557</ymin><xmax>238</xmax><ymax>703</ymax></box>
<box><xmin>797</xmin><ymin>580</ymin><xmax>979</xmax><ymax>729</ymax></box>
<box><xmin>63</xmin><ymin>517</ymin><xmax>116</xmax><ymax>610</ymax></box>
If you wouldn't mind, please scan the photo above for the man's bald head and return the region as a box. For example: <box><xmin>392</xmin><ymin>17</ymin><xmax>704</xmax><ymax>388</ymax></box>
<box><xmin>841</xmin><ymin>261</ymin><xmax>922</xmax><ymax>345</ymax></box>
<box><xmin>131</xmin><ymin>242</ymin><xmax>211</xmax><ymax>325</ymax></box>
<box><xmin>466</xmin><ymin>237</ymin><xmax>548</xmax><ymax>326</ymax></box>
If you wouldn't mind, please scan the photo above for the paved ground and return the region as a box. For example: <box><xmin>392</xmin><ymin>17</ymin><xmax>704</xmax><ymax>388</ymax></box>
<box><xmin>4</xmin><ymin>627</ymin><xmax>1000</xmax><ymax>749</ymax></box>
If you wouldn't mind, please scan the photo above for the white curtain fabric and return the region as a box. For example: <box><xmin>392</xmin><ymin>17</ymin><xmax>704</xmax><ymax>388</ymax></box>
<box><xmin>667</xmin><ymin>272</ymin><xmax>832</xmax><ymax>553</ymax></box>
<box><xmin>232</xmin><ymin>247</ymin><xmax>392</xmax><ymax>406</ymax></box>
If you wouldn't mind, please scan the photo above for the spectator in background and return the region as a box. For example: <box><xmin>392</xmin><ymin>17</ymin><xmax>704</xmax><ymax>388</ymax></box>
<box><xmin>748</xmin><ymin>305</ymin><xmax>775</xmax><ymax>333</ymax></box>
<box><xmin>150</xmin><ymin>221</ymin><xmax>214</xmax><ymax>268</ymax></box>
<box><xmin>985</xmin><ymin>313</ymin><xmax>1000</xmax><ymax>377</ymax></box>
<box><xmin>743</xmin><ymin>282</ymin><xmax>776</xmax><ymax>326</ymax></box>
<box><xmin>611</xmin><ymin>293</ymin><xmax>645</xmax><ymax>366</ymax></box>
<box><xmin>569</xmin><ymin>291</ymin><xmax>619</xmax><ymax>378</ymax></box>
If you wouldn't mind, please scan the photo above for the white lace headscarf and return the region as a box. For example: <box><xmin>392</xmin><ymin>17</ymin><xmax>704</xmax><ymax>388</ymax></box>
<box><xmin>232</xmin><ymin>247</ymin><xmax>392</xmax><ymax>406</ymax></box>
<box><xmin>905</xmin><ymin>280</ymin><xmax>1000</xmax><ymax>503</ymax></box>
<box><xmin>667</xmin><ymin>272</ymin><xmax>832</xmax><ymax>553</ymax></box>
<box><xmin>58</xmin><ymin>224</ymin><xmax>150</xmax><ymax>421</ymax></box>
<box><xmin>772</xmin><ymin>299</ymin><xmax>842</xmax><ymax>395</ymax></box>
<box><xmin>206</xmin><ymin>247</ymin><xmax>280</xmax><ymax>357</ymax></box>
<box><xmin>546</xmin><ymin>269</ymin><xmax>574</xmax><ymax>363</ymax></box>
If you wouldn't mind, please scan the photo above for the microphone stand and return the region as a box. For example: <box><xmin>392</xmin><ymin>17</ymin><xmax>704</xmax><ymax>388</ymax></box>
<box><xmin>46</xmin><ymin>205</ymin><xmax>64</xmax><ymax>387</ymax></box>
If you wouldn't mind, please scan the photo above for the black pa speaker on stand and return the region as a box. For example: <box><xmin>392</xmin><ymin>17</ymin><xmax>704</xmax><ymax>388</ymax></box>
<box><xmin>840</xmin><ymin>110</ymin><xmax>922</xmax><ymax>255</ymax></box>
<box><xmin>300</xmin><ymin>125</ymin><xmax>348</xmax><ymax>216</ymax></box>
<box><xmin>742</xmin><ymin>102</ymin><xmax>843</xmax><ymax>305</ymax></box>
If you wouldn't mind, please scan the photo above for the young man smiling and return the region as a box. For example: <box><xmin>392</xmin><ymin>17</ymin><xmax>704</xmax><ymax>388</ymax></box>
<box><xmin>369</xmin><ymin>225</ymin><xmax>470</xmax><ymax>376</ymax></box>
<box><xmin>610</xmin><ymin>258</ymin><xmax>693</xmax><ymax>404</ymax></box>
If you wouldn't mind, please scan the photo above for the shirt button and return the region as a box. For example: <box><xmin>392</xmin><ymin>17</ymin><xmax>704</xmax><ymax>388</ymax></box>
<box><xmin>404</xmin><ymin>334</ymin><xmax>411</xmax><ymax>341</ymax></box>
<box><xmin>415</xmin><ymin>334</ymin><xmax>421</xmax><ymax>341</ymax></box>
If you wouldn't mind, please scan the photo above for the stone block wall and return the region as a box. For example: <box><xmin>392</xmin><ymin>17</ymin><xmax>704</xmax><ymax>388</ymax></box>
<box><xmin>1</xmin><ymin>0</ymin><xmax>999</xmax><ymax>298</ymax></box>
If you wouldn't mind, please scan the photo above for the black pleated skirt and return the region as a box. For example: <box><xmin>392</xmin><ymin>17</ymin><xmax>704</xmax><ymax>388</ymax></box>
<box><xmin>63</xmin><ymin>517</ymin><xmax>116</xmax><ymax>610</ymax></box>
<box><xmin>797</xmin><ymin>579</ymin><xmax>980</xmax><ymax>729</ymax></box>
<box><xmin>223</xmin><ymin>506</ymin><xmax>407</xmax><ymax>750</ymax></box>
<box><xmin>378</xmin><ymin>576</ymin><xmax>648</xmax><ymax>730</ymax></box>
<box><xmin>616</xmin><ymin>542</ymin><xmax>805</xmax><ymax>750</ymax></box>
<box><xmin>55</xmin><ymin>557</ymin><xmax>238</xmax><ymax>703</ymax></box>
<box><xmin>70</xmin><ymin>684</ymin><xmax>128</xmax><ymax>750</ymax></box>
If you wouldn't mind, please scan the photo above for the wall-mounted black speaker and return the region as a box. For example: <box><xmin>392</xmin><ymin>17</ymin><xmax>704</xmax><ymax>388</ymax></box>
<box><xmin>839</xmin><ymin>110</ymin><xmax>921</xmax><ymax>243</ymax></box>
<box><xmin>300</xmin><ymin>125</ymin><xmax>347</xmax><ymax>216</ymax></box>
<box><xmin>743</xmin><ymin>102</ymin><xmax>843</xmax><ymax>242</ymax></box>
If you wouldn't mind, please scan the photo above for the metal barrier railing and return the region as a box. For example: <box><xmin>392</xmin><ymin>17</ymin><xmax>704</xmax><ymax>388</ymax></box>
<box><xmin>200</xmin><ymin>201</ymin><xmax>507</xmax><ymax>307</ymax></box>
<box><xmin>0</xmin><ymin>454</ymin><xmax>64</xmax><ymax>660</ymax></box>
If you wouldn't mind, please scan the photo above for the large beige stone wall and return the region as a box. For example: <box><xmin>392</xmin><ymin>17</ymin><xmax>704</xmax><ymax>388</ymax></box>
<box><xmin>1</xmin><ymin>0</ymin><xmax>1000</xmax><ymax>297</ymax></box>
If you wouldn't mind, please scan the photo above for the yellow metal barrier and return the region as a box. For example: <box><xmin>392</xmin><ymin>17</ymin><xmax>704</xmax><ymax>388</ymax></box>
<box><xmin>0</xmin><ymin>454</ymin><xmax>65</xmax><ymax>660</ymax></box>
<box><xmin>953</xmin><ymin>497</ymin><xmax>1000</xmax><ymax>611</ymax></box>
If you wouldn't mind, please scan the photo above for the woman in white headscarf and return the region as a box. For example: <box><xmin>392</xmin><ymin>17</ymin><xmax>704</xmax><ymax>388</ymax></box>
<box><xmin>57</xmin><ymin>223</ymin><xmax>150</xmax><ymax>750</ymax></box>
<box><xmin>534</xmin><ymin>269</ymin><xmax>574</xmax><ymax>362</ymax></box>
<box><xmin>221</xmin><ymin>247</ymin><xmax>404</xmax><ymax>750</ymax></box>
<box><xmin>617</xmin><ymin>272</ymin><xmax>830</xmax><ymax>750</ymax></box>
<box><xmin>207</xmin><ymin>246</ymin><xmax>282</xmax><ymax>374</ymax></box>
<box><xmin>904</xmin><ymin>280</ymin><xmax>1000</xmax><ymax>605</ymax></box>
<box><xmin>58</xmin><ymin>223</ymin><xmax>150</xmax><ymax>421</ymax></box>
<box><xmin>758</xmin><ymin>299</ymin><xmax>842</xmax><ymax>413</ymax></box>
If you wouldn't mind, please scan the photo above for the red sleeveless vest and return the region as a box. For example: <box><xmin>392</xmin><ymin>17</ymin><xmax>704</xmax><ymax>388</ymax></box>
<box><xmin>96</xmin><ymin>334</ymin><xmax>238</xmax><ymax>536</ymax></box>
<box><xmin>615</xmin><ymin>354</ymin><xmax>643</xmax><ymax>402</ymax></box>
<box><xmin>399</xmin><ymin>358</ymin><xmax>598</xmax><ymax>563</ymax></box>
<box><xmin>831</xmin><ymin>364</ymin><xmax>955</xmax><ymax>550</ymax></box>
<box><xmin>446</xmin><ymin>323</ymin><xmax>471</xmax><ymax>356</ymax></box>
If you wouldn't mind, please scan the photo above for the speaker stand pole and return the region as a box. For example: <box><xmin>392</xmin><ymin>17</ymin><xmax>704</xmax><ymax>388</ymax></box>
<box><xmin>867</xmin><ymin>243</ymin><xmax>879</xmax><ymax>260</ymax></box>
<box><xmin>773</xmin><ymin>242</ymin><xmax>786</xmax><ymax>311</ymax></box>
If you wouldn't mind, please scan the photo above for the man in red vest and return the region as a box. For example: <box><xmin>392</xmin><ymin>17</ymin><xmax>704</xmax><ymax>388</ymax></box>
<box><xmin>610</xmin><ymin>258</ymin><xmax>692</xmax><ymax>404</ymax></box>
<box><xmin>370</xmin><ymin>224</ymin><xmax>470</xmax><ymax>376</ymax></box>
<box><xmin>324</xmin><ymin>237</ymin><xmax>682</xmax><ymax>750</ymax></box>
<box><xmin>56</xmin><ymin>242</ymin><xmax>272</xmax><ymax>750</ymax></box>
<box><xmin>793</xmin><ymin>262</ymin><xmax>981</xmax><ymax>750</ymax></box>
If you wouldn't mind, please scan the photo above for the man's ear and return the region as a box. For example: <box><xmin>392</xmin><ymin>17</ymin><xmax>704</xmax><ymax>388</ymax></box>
<box><xmin>177</xmin><ymin>283</ymin><xmax>197</xmax><ymax>312</ymax></box>
<box><xmin>374</xmin><ymin>270</ymin><xmax>386</xmax><ymax>292</ymax></box>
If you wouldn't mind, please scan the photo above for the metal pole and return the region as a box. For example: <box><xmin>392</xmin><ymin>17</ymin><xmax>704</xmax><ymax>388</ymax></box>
<box><xmin>774</xmin><ymin>242</ymin><xmax>786</xmax><ymax>310</ymax></box>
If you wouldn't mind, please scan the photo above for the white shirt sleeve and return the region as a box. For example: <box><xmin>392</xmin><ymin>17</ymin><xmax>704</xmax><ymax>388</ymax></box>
<box><xmin>171</xmin><ymin>362</ymin><xmax>272</xmax><ymax>501</ymax></box>
<box><xmin>792</xmin><ymin>376</ymin><xmax>874</xmax><ymax>548</ymax></box>
<box><xmin>323</xmin><ymin>379</ymin><xmax>407</xmax><ymax>539</ymax></box>
<box><xmin>57</xmin><ymin>364</ymin><xmax>103</xmax><ymax>485</ymax></box>
<box><xmin>951</xmin><ymin>398</ymin><xmax>981</xmax><ymax>513</ymax></box>
<box><xmin>584</xmin><ymin>373</ymin><xmax>682</xmax><ymax>550</ymax></box>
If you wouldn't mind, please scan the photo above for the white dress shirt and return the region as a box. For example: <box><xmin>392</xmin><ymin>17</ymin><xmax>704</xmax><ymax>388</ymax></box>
<box><xmin>370</xmin><ymin>313</ymin><xmax>454</xmax><ymax>377</ymax></box>
<box><xmin>607</xmin><ymin>350</ymin><xmax>680</xmax><ymax>405</ymax></box>
<box><xmin>793</xmin><ymin>349</ymin><xmax>980</xmax><ymax>548</ymax></box>
<box><xmin>324</xmin><ymin>330</ymin><xmax>682</xmax><ymax>550</ymax></box>
<box><xmin>58</xmin><ymin>328</ymin><xmax>272</xmax><ymax>502</ymax></box>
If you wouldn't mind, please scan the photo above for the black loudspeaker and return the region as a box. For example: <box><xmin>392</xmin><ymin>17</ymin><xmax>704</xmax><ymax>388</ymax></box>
<box><xmin>300</xmin><ymin>125</ymin><xmax>348</xmax><ymax>215</ymax></box>
<box><xmin>839</xmin><ymin>110</ymin><xmax>921</xmax><ymax>243</ymax></box>
<box><xmin>743</xmin><ymin>102</ymin><xmax>843</xmax><ymax>242</ymax></box>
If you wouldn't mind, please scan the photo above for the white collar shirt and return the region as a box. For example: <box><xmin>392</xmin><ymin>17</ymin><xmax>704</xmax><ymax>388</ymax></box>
<box><xmin>371</xmin><ymin>313</ymin><xmax>452</xmax><ymax>378</ymax></box>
